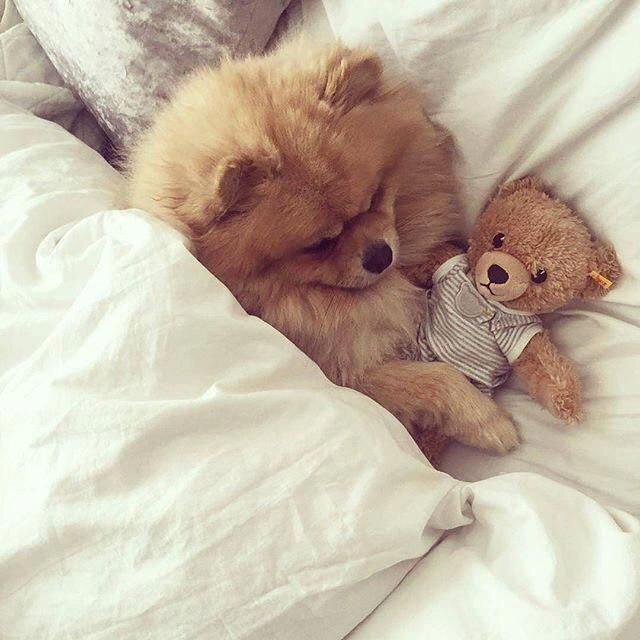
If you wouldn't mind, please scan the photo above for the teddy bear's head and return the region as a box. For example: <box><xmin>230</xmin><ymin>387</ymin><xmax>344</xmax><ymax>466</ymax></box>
<box><xmin>467</xmin><ymin>176</ymin><xmax>621</xmax><ymax>314</ymax></box>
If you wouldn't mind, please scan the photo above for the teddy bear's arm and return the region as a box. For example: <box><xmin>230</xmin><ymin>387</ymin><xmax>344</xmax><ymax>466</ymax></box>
<box><xmin>401</xmin><ymin>242</ymin><xmax>462</xmax><ymax>288</ymax></box>
<box><xmin>512</xmin><ymin>331</ymin><xmax>583</xmax><ymax>424</ymax></box>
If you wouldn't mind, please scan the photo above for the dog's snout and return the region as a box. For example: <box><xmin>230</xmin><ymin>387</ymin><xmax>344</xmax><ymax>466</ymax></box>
<box><xmin>362</xmin><ymin>241</ymin><xmax>393</xmax><ymax>274</ymax></box>
<box><xmin>487</xmin><ymin>263</ymin><xmax>509</xmax><ymax>284</ymax></box>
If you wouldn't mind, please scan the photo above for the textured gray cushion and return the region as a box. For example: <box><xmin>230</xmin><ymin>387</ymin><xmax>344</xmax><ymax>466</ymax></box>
<box><xmin>15</xmin><ymin>0</ymin><xmax>290</xmax><ymax>149</ymax></box>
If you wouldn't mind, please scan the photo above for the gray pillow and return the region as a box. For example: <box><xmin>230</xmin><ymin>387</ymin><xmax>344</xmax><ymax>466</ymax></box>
<box><xmin>14</xmin><ymin>0</ymin><xmax>290</xmax><ymax>149</ymax></box>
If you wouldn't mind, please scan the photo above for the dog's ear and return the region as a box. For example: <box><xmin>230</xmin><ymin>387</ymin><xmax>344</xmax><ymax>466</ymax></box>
<box><xmin>207</xmin><ymin>154</ymin><xmax>277</xmax><ymax>222</ymax></box>
<box><xmin>320</xmin><ymin>46</ymin><xmax>383</xmax><ymax>113</ymax></box>
<box><xmin>579</xmin><ymin>241</ymin><xmax>622</xmax><ymax>299</ymax></box>
<box><xmin>210</xmin><ymin>158</ymin><xmax>252</xmax><ymax>218</ymax></box>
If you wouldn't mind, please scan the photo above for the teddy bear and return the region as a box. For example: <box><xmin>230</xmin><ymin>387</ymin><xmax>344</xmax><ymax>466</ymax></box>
<box><xmin>405</xmin><ymin>176</ymin><xmax>622</xmax><ymax>465</ymax></box>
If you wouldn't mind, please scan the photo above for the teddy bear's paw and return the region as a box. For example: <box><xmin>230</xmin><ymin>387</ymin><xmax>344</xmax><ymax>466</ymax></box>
<box><xmin>550</xmin><ymin>388</ymin><xmax>584</xmax><ymax>424</ymax></box>
<box><xmin>541</xmin><ymin>369</ymin><xmax>583</xmax><ymax>424</ymax></box>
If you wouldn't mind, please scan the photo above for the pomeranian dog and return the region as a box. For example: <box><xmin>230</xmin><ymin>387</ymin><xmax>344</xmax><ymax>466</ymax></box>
<box><xmin>127</xmin><ymin>42</ymin><xmax>519</xmax><ymax>461</ymax></box>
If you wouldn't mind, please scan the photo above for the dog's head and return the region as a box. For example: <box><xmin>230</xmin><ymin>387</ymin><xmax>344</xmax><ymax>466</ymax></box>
<box><xmin>194</xmin><ymin>116</ymin><xmax>401</xmax><ymax>291</ymax></box>
<box><xmin>129</xmin><ymin>44</ymin><xmax>449</xmax><ymax>294</ymax></box>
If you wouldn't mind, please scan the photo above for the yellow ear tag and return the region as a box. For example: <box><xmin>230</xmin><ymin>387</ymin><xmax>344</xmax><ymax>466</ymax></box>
<box><xmin>589</xmin><ymin>270</ymin><xmax>613</xmax><ymax>289</ymax></box>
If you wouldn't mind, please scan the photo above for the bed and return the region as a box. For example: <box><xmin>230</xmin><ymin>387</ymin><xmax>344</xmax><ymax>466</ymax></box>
<box><xmin>1</xmin><ymin>1</ymin><xmax>639</xmax><ymax>638</ymax></box>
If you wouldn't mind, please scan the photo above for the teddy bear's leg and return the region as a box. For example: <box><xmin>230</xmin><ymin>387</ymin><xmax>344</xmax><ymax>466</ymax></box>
<box><xmin>401</xmin><ymin>242</ymin><xmax>462</xmax><ymax>288</ymax></box>
<box><xmin>357</xmin><ymin>360</ymin><xmax>520</xmax><ymax>454</ymax></box>
<box><xmin>513</xmin><ymin>331</ymin><xmax>583</xmax><ymax>424</ymax></box>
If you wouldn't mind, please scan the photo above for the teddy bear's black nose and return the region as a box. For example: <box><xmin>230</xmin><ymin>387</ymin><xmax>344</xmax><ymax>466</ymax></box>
<box><xmin>488</xmin><ymin>263</ymin><xmax>509</xmax><ymax>284</ymax></box>
<box><xmin>362</xmin><ymin>241</ymin><xmax>393</xmax><ymax>274</ymax></box>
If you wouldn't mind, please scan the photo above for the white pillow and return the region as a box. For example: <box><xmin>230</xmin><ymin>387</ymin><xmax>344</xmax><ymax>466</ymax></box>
<box><xmin>14</xmin><ymin>0</ymin><xmax>290</xmax><ymax>147</ymax></box>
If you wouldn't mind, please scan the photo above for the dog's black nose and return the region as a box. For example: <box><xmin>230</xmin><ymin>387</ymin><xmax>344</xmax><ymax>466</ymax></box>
<box><xmin>488</xmin><ymin>263</ymin><xmax>509</xmax><ymax>284</ymax></box>
<box><xmin>362</xmin><ymin>241</ymin><xmax>393</xmax><ymax>274</ymax></box>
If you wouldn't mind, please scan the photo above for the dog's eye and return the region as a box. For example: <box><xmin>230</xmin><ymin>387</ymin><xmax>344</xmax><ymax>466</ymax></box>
<box><xmin>531</xmin><ymin>268</ymin><xmax>547</xmax><ymax>284</ymax></box>
<box><xmin>360</xmin><ymin>184</ymin><xmax>385</xmax><ymax>214</ymax></box>
<box><xmin>303</xmin><ymin>236</ymin><xmax>338</xmax><ymax>254</ymax></box>
<box><xmin>367</xmin><ymin>185</ymin><xmax>385</xmax><ymax>212</ymax></box>
<box><xmin>492</xmin><ymin>233</ymin><xmax>505</xmax><ymax>248</ymax></box>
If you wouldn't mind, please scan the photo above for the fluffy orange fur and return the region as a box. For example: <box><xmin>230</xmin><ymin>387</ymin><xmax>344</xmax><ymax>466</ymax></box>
<box><xmin>127</xmin><ymin>42</ymin><xmax>521</xmax><ymax>465</ymax></box>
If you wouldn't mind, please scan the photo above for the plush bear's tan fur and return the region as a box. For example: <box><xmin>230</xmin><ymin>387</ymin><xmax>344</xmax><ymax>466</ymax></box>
<box><xmin>407</xmin><ymin>176</ymin><xmax>622</xmax><ymax>460</ymax></box>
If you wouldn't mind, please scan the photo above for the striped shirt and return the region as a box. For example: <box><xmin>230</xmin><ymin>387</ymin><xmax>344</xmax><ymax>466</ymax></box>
<box><xmin>417</xmin><ymin>254</ymin><xmax>542</xmax><ymax>392</ymax></box>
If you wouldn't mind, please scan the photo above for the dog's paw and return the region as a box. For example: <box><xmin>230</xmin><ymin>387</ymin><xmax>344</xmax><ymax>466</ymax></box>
<box><xmin>476</xmin><ymin>407</ymin><xmax>521</xmax><ymax>453</ymax></box>
<box><xmin>443</xmin><ymin>390</ymin><xmax>520</xmax><ymax>454</ymax></box>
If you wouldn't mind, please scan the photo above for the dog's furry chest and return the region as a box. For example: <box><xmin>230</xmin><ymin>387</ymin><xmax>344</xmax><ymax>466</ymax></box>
<box><xmin>262</xmin><ymin>272</ymin><xmax>423</xmax><ymax>387</ymax></box>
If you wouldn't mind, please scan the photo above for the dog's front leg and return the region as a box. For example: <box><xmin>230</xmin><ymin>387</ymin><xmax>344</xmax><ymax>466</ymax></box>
<box><xmin>357</xmin><ymin>360</ymin><xmax>519</xmax><ymax>454</ymax></box>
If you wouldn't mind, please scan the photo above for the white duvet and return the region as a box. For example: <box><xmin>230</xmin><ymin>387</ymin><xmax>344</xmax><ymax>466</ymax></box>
<box><xmin>1</xmin><ymin>1</ymin><xmax>640</xmax><ymax>639</ymax></box>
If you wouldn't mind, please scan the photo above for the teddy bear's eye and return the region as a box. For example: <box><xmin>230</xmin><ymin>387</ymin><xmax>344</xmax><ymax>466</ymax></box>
<box><xmin>532</xmin><ymin>268</ymin><xmax>547</xmax><ymax>284</ymax></box>
<box><xmin>492</xmin><ymin>233</ymin><xmax>505</xmax><ymax>248</ymax></box>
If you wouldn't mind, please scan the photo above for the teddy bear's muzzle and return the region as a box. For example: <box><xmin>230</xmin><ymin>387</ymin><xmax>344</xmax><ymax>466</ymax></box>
<box><xmin>474</xmin><ymin>250</ymin><xmax>530</xmax><ymax>302</ymax></box>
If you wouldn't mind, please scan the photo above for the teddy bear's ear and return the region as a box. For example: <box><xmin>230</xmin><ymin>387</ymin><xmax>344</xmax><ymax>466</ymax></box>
<box><xmin>496</xmin><ymin>175</ymin><xmax>548</xmax><ymax>198</ymax></box>
<box><xmin>579</xmin><ymin>241</ymin><xmax>622</xmax><ymax>299</ymax></box>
